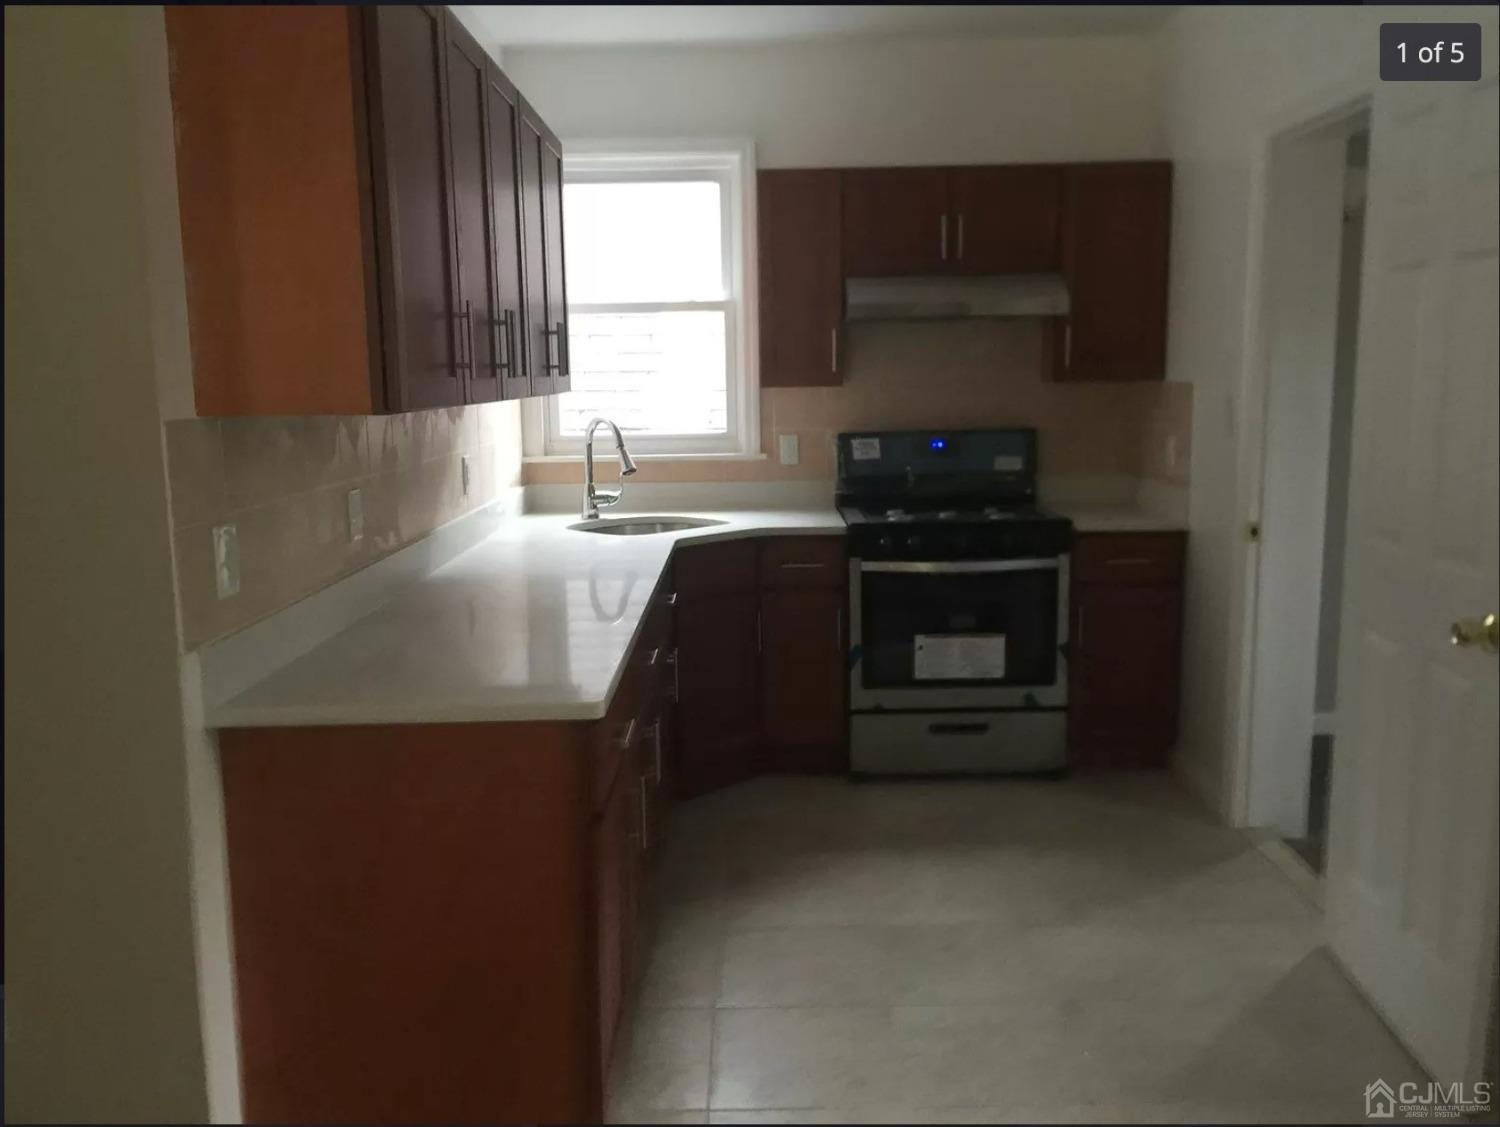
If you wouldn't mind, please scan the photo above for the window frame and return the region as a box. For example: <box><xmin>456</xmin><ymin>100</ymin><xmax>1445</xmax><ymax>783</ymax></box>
<box><xmin>533</xmin><ymin>140</ymin><xmax>759</xmax><ymax>460</ymax></box>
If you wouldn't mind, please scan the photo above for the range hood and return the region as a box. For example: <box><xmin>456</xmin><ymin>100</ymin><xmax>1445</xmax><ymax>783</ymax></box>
<box><xmin>844</xmin><ymin>273</ymin><xmax>1070</xmax><ymax>322</ymax></box>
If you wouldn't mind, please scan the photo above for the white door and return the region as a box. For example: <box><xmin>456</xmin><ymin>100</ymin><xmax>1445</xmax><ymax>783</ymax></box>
<box><xmin>1325</xmin><ymin>43</ymin><xmax>1500</xmax><ymax>1084</ymax></box>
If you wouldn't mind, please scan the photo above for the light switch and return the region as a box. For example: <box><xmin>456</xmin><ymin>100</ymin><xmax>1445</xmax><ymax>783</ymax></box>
<box><xmin>778</xmin><ymin>433</ymin><xmax>800</xmax><ymax>466</ymax></box>
<box><xmin>213</xmin><ymin>523</ymin><xmax>239</xmax><ymax>600</ymax></box>
<box><xmin>461</xmin><ymin>454</ymin><xmax>472</xmax><ymax>497</ymax></box>
<box><xmin>347</xmin><ymin>488</ymin><xmax>364</xmax><ymax>543</ymax></box>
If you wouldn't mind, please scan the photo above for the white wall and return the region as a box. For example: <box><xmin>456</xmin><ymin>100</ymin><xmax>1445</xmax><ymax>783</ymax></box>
<box><xmin>4</xmin><ymin>7</ymin><xmax>211</xmax><ymax>1121</ymax></box>
<box><xmin>502</xmin><ymin>32</ymin><xmax>1162</xmax><ymax>165</ymax></box>
<box><xmin>1159</xmin><ymin>5</ymin><xmax>1493</xmax><ymax>818</ymax></box>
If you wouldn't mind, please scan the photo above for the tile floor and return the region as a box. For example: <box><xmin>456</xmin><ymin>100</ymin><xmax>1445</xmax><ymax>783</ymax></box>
<box><xmin>606</xmin><ymin>773</ymin><xmax>1426</xmax><ymax>1124</ymax></box>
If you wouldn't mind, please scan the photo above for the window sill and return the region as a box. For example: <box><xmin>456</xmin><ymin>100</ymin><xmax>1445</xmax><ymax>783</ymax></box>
<box><xmin>524</xmin><ymin>452</ymin><xmax>768</xmax><ymax>464</ymax></box>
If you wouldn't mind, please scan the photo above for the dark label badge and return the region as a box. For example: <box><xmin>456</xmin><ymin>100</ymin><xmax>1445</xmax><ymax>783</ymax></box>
<box><xmin>1380</xmin><ymin>23</ymin><xmax>1482</xmax><ymax>81</ymax></box>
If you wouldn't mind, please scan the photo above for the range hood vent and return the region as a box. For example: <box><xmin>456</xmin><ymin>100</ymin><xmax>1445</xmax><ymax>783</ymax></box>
<box><xmin>844</xmin><ymin>273</ymin><xmax>1070</xmax><ymax>322</ymax></box>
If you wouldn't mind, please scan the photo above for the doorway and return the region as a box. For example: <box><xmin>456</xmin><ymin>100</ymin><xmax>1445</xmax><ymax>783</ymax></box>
<box><xmin>1243</xmin><ymin>107</ymin><xmax>1371</xmax><ymax>866</ymax></box>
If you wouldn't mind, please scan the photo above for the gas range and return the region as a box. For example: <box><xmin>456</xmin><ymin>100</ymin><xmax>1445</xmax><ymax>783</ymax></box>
<box><xmin>835</xmin><ymin>428</ymin><xmax>1073</xmax><ymax>777</ymax></box>
<box><xmin>838</xmin><ymin>500</ymin><xmax>1073</xmax><ymax>560</ymax></box>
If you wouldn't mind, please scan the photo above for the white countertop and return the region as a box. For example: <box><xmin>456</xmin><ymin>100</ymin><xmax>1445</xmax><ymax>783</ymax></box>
<box><xmin>208</xmin><ymin>509</ymin><xmax>845</xmax><ymax>729</ymax></box>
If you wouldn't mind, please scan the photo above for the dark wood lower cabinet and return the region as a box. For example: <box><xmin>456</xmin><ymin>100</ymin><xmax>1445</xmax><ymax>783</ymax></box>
<box><xmin>1068</xmin><ymin>531</ymin><xmax>1186</xmax><ymax>769</ymax></box>
<box><xmin>674</xmin><ymin>536</ymin><xmax>849</xmax><ymax>795</ymax></box>
<box><xmin>758</xmin><ymin>585</ymin><xmax>847</xmax><ymax>773</ymax></box>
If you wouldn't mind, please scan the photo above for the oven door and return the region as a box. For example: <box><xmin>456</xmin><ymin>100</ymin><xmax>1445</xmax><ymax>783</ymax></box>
<box><xmin>849</xmin><ymin>556</ymin><xmax>1070</xmax><ymax>711</ymax></box>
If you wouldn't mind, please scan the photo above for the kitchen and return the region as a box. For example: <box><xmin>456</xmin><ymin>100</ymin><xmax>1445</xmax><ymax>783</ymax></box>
<box><xmin>7</xmin><ymin>5</ymin><xmax>1497</xmax><ymax>1126</ymax></box>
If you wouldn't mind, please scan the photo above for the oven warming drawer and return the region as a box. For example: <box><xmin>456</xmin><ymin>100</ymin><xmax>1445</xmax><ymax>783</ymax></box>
<box><xmin>850</xmin><ymin>710</ymin><xmax>1067</xmax><ymax>775</ymax></box>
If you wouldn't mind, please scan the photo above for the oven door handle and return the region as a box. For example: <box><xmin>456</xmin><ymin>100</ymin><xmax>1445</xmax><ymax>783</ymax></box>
<box><xmin>859</xmin><ymin>558</ymin><xmax>1062</xmax><ymax>574</ymax></box>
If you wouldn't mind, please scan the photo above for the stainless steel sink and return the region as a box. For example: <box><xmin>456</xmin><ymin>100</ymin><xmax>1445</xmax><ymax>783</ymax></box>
<box><xmin>568</xmin><ymin>516</ymin><xmax>725</xmax><ymax>536</ymax></box>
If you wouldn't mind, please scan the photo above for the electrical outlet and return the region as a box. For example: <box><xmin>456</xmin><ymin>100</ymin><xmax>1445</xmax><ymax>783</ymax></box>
<box><xmin>346</xmin><ymin>488</ymin><xmax>364</xmax><ymax>543</ymax></box>
<box><xmin>461</xmin><ymin>454</ymin><xmax>472</xmax><ymax>497</ymax></box>
<box><xmin>778</xmin><ymin>433</ymin><xmax>800</xmax><ymax>466</ymax></box>
<box><xmin>212</xmin><ymin>523</ymin><xmax>239</xmax><ymax>600</ymax></box>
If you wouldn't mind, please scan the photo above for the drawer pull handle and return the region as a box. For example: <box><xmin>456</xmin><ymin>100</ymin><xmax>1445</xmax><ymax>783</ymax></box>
<box><xmin>779</xmin><ymin>562</ymin><xmax>826</xmax><ymax>570</ymax></box>
<box><xmin>928</xmin><ymin>721</ymin><xmax>990</xmax><ymax>736</ymax></box>
<box><xmin>1106</xmin><ymin>557</ymin><xmax>1154</xmax><ymax>566</ymax></box>
<box><xmin>665</xmin><ymin>592</ymin><xmax>678</xmax><ymax>607</ymax></box>
<box><xmin>617</xmin><ymin>717</ymin><xmax>637</xmax><ymax>750</ymax></box>
<box><xmin>646</xmin><ymin>647</ymin><xmax>662</xmax><ymax>666</ymax></box>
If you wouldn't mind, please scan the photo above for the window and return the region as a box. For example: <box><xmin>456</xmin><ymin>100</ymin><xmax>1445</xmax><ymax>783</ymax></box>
<box><xmin>540</xmin><ymin>143</ymin><xmax>757</xmax><ymax>457</ymax></box>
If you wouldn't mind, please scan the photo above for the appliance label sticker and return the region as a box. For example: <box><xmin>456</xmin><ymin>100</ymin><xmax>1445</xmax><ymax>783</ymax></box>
<box><xmin>850</xmin><ymin>437</ymin><xmax>881</xmax><ymax>461</ymax></box>
<box><xmin>992</xmin><ymin>455</ymin><xmax>1024</xmax><ymax>472</ymax></box>
<box><xmin>913</xmin><ymin>634</ymin><xmax>1006</xmax><ymax>680</ymax></box>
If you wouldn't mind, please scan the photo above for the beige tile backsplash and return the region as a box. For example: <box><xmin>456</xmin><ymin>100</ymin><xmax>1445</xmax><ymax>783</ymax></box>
<box><xmin>166</xmin><ymin>401</ymin><xmax>522</xmax><ymax>651</ymax></box>
<box><xmin>169</xmin><ymin>323</ymin><xmax>1190</xmax><ymax>651</ymax></box>
<box><xmin>523</xmin><ymin>320</ymin><xmax>1192</xmax><ymax>487</ymax></box>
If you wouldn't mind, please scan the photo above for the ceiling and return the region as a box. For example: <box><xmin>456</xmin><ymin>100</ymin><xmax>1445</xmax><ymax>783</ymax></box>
<box><xmin>468</xmin><ymin>5</ymin><xmax>1176</xmax><ymax>50</ymax></box>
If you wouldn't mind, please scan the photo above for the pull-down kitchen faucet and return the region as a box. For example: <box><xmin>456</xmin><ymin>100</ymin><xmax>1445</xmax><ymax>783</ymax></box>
<box><xmin>581</xmin><ymin>417</ymin><xmax>638</xmax><ymax>519</ymax></box>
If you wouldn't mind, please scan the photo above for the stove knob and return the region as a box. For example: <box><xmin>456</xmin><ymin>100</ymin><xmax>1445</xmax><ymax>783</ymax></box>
<box><xmin>877</xmin><ymin>534</ymin><xmax>894</xmax><ymax>552</ymax></box>
<box><xmin>905</xmin><ymin>534</ymin><xmax>922</xmax><ymax>552</ymax></box>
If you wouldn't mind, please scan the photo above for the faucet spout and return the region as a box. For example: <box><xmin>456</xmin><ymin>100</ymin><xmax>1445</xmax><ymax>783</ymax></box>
<box><xmin>582</xmin><ymin>417</ymin><xmax>638</xmax><ymax>519</ymax></box>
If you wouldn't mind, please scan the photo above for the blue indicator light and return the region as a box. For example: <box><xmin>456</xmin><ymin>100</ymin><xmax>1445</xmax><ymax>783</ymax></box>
<box><xmin>929</xmin><ymin>438</ymin><xmax>947</xmax><ymax>451</ymax></box>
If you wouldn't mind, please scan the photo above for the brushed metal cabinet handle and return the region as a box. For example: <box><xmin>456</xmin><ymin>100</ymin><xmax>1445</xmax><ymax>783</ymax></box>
<box><xmin>1063</xmin><ymin>323</ymin><xmax>1072</xmax><ymax>370</ymax></box>
<box><xmin>830</xmin><ymin>327</ymin><xmax>838</xmax><ymax>373</ymax></box>
<box><xmin>1106</xmin><ymin>557</ymin><xmax>1154</xmax><ymax>567</ymax></box>
<box><xmin>779</xmin><ymin>561</ymin><xmax>826</xmax><ymax>570</ymax></box>
<box><xmin>940</xmin><ymin>214</ymin><xmax>948</xmax><ymax>261</ymax></box>
<box><xmin>957</xmin><ymin>214</ymin><xmax>965</xmax><ymax>259</ymax></box>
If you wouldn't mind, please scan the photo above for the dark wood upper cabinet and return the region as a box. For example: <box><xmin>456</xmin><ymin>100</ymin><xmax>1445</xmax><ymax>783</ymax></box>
<box><xmin>484</xmin><ymin>63</ymin><xmax>529</xmax><ymax>399</ymax></box>
<box><xmin>758</xmin><ymin>170</ymin><xmax>843</xmax><ymax>388</ymax></box>
<box><xmin>1054</xmin><ymin>162</ymin><xmax>1173</xmax><ymax>381</ymax></box>
<box><xmin>842</xmin><ymin>167</ymin><xmax>950</xmax><ymax>275</ymax></box>
<box><xmin>517</xmin><ymin>104</ymin><xmax>555</xmax><ymax>398</ymax></box>
<box><xmin>166</xmin><ymin>6</ymin><xmax>566</xmax><ymax>415</ymax></box>
<box><xmin>442</xmin><ymin>16</ymin><xmax>499</xmax><ymax>405</ymax></box>
<box><xmin>540</xmin><ymin>132</ymin><xmax>572</xmax><ymax>394</ymax></box>
<box><xmin>948</xmin><ymin>165</ymin><xmax>1062</xmax><ymax>275</ymax></box>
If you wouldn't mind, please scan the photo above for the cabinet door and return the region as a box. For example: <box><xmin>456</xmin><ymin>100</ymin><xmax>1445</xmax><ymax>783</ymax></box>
<box><xmin>948</xmin><ymin>165</ymin><xmax>1062</xmax><ymax>275</ymax></box>
<box><xmin>842</xmin><ymin>167</ymin><xmax>950</xmax><ymax>276</ymax></box>
<box><xmin>758</xmin><ymin>170</ymin><xmax>843</xmax><ymax>387</ymax></box>
<box><xmin>1055</xmin><ymin>162</ymin><xmax>1172</xmax><ymax>381</ymax></box>
<box><xmin>760</xmin><ymin>587</ymin><xmax>847</xmax><ymax>771</ymax></box>
<box><xmin>443</xmin><ymin>18</ymin><xmax>498</xmax><ymax>404</ymax></box>
<box><xmin>540</xmin><ymin>138</ymin><xmax>571</xmax><ymax>394</ymax></box>
<box><xmin>594</xmin><ymin>769</ymin><xmax>628</xmax><ymax>1082</ymax></box>
<box><xmin>673</xmin><ymin>541</ymin><xmax>759</xmax><ymax>798</ymax></box>
<box><xmin>485</xmin><ymin>64</ymin><xmax>530</xmax><ymax>401</ymax></box>
<box><xmin>1069</xmin><ymin>583</ymin><xmax>1181</xmax><ymax>768</ymax></box>
<box><xmin>517</xmin><ymin>108</ymin><xmax>551</xmax><ymax>397</ymax></box>
<box><xmin>366</xmin><ymin>5</ymin><xmax>464</xmax><ymax>410</ymax></box>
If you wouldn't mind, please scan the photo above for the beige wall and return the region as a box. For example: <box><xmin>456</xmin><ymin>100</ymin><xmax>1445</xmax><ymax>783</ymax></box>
<box><xmin>166</xmin><ymin>402</ymin><xmax>523</xmax><ymax>650</ymax></box>
<box><xmin>526</xmin><ymin>321</ymin><xmax>1191</xmax><ymax>489</ymax></box>
<box><xmin>4</xmin><ymin>7</ymin><xmax>211</xmax><ymax>1122</ymax></box>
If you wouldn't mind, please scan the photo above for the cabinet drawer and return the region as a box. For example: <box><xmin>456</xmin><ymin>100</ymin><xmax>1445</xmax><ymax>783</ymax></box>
<box><xmin>1072</xmin><ymin>532</ymin><xmax>1183</xmax><ymax>586</ymax></box>
<box><xmin>675</xmin><ymin>540</ymin><xmax>757</xmax><ymax>599</ymax></box>
<box><xmin>759</xmin><ymin>537</ymin><xmax>846</xmax><ymax>587</ymax></box>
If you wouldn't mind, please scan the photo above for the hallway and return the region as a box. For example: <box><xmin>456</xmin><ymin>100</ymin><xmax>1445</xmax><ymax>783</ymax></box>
<box><xmin>608</xmin><ymin>774</ymin><xmax>1423</xmax><ymax>1123</ymax></box>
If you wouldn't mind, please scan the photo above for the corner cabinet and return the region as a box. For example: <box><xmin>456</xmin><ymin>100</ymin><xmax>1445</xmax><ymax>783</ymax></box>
<box><xmin>166</xmin><ymin>6</ymin><xmax>568</xmax><ymax>416</ymax></box>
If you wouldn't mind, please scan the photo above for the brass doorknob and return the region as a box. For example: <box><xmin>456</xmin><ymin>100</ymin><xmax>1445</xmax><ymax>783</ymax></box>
<box><xmin>1450</xmin><ymin>613</ymin><xmax>1498</xmax><ymax>654</ymax></box>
